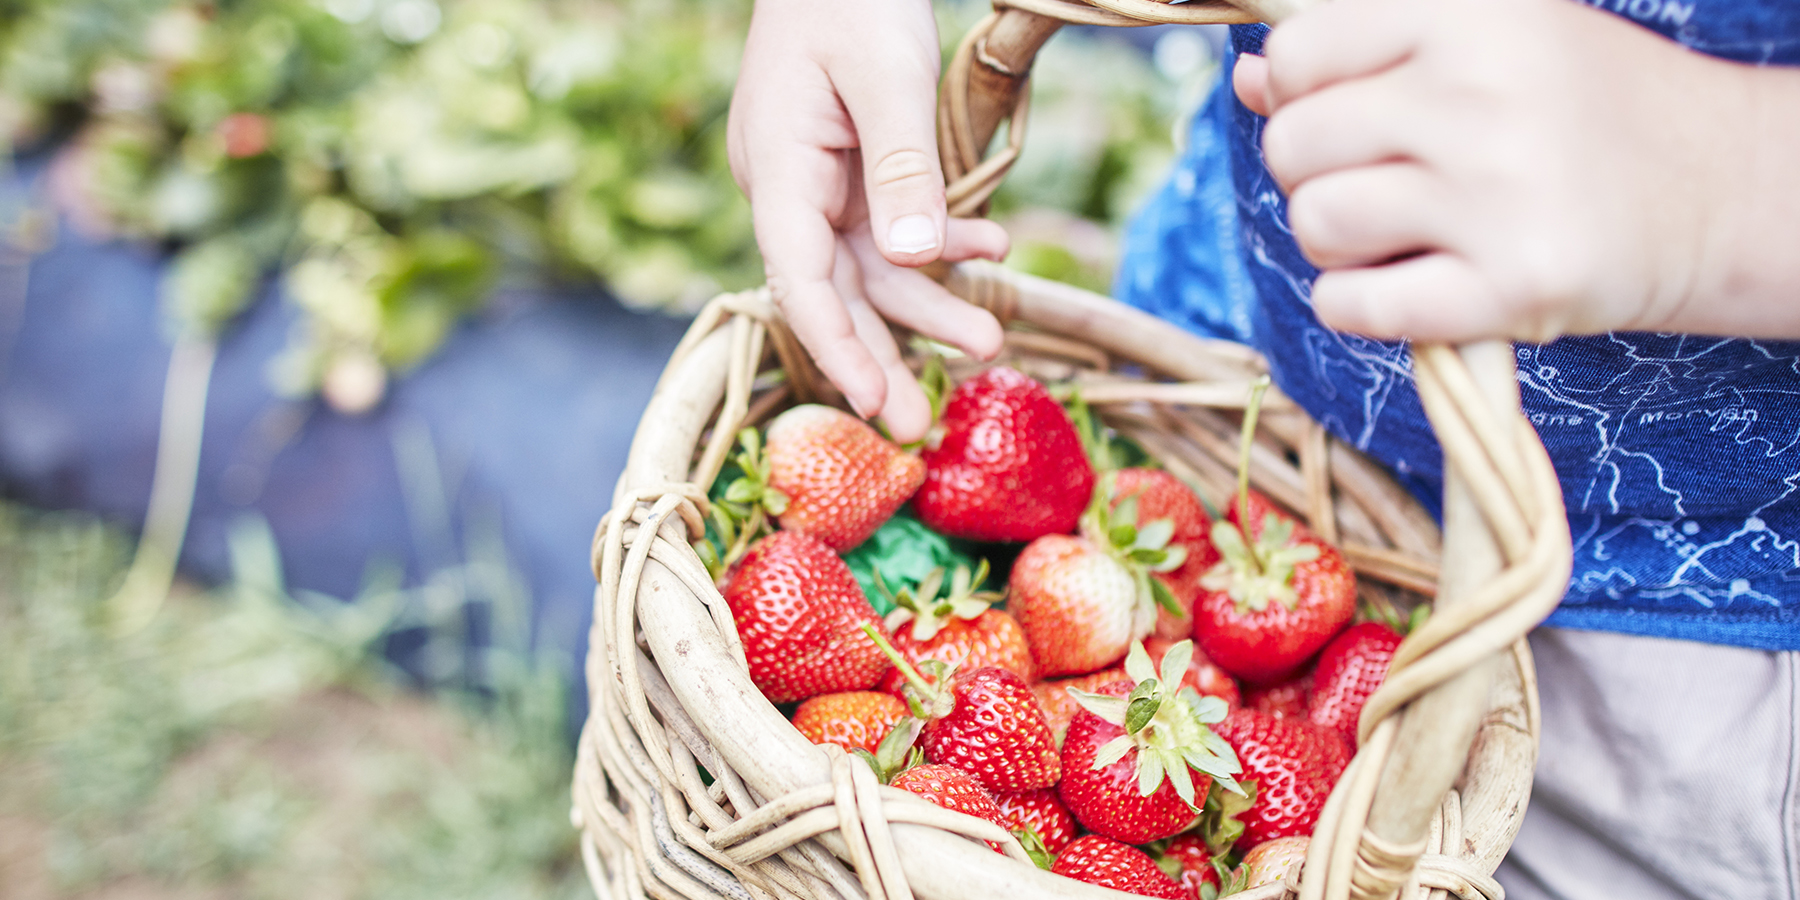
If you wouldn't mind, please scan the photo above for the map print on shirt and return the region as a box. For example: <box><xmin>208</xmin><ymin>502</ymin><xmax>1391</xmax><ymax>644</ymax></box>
<box><xmin>1116</xmin><ymin>8</ymin><xmax>1800</xmax><ymax>650</ymax></box>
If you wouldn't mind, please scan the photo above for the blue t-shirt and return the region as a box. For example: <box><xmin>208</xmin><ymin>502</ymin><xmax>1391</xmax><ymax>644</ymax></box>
<box><xmin>1116</xmin><ymin>2</ymin><xmax>1800</xmax><ymax>650</ymax></box>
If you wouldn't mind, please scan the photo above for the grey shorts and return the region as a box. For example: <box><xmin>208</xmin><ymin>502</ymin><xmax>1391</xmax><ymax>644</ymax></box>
<box><xmin>1494</xmin><ymin>628</ymin><xmax>1800</xmax><ymax>900</ymax></box>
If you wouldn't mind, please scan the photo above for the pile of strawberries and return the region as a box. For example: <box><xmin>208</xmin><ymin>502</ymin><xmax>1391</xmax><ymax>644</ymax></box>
<box><xmin>703</xmin><ymin>365</ymin><xmax>1411</xmax><ymax>899</ymax></box>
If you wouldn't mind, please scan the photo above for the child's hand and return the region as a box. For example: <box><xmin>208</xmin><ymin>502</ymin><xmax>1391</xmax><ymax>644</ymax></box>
<box><xmin>727</xmin><ymin>0</ymin><xmax>1009</xmax><ymax>442</ymax></box>
<box><xmin>1234</xmin><ymin>0</ymin><xmax>1800</xmax><ymax>344</ymax></box>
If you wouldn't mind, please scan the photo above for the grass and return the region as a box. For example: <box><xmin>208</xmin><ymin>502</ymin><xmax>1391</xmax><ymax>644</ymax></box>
<box><xmin>0</xmin><ymin>502</ymin><xmax>590</xmax><ymax>900</ymax></box>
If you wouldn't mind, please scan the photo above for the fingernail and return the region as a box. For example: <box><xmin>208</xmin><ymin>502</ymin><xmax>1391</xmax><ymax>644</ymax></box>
<box><xmin>887</xmin><ymin>215</ymin><xmax>939</xmax><ymax>255</ymax></box>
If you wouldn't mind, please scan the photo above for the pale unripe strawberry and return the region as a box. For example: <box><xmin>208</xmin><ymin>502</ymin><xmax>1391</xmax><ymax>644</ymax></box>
<box><xmin>1235</xmin><ymin>836</ymin><xmax>1310</xmax><ymax>890</ymax></box>
<box><xmin>766</xmin><ymin>404</ymin><xmax>924</xmax><ymax>551</ymax></box>
<box><xmin>1008</xmin><ymin>534</ymin><xmax>1144</xmax><ymax>678</ymax></box>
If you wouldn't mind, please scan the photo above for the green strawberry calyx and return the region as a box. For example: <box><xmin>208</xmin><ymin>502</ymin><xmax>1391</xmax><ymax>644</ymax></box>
<box><xmin>851</xmin><ymin>715</ymin><xmax>927</xmax><ymax>785</ymax></box>
<box><xmin>1198</xmin><ymin>375</ymin><xmax>1319</xmax><ymax>614</ymax></box>
<box><xmin>1066</xmin><ymin>641</ymin><xmax>1244</xmax><ymax>809</ymax></box>
<box><xmin>878</xmin><ymin>561</ymin><xmax>1003</xmax><ymax>643</ymax></box>
<box><xmin>697</xmin><ymin>428</ymin><xmax>786</xmax><ymax>580</ymax></box>
<box><xmin>1201</xmin><ymin>514</ymin><xmax>1320</xmax><ymax>614</ymax></box>
<box><xmin>1080</xmin><ymin>472</ymin><xmax>1189</xmax><ymax>628</ymax></box>
<box><xmin>1197</xmin><ymin>777</ymin><xmax>1258</xmax><ymax>855</ymax></box>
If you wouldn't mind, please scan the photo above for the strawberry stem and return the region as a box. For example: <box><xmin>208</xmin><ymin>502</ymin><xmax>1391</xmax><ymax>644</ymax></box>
<box><xmin>860</xmin><ymin>623</ymin><xmax>933</xmax><ymax>695</ymax></box>
<box><xmin>1235</xmin><ymin>377</ymin><xmax>1271</xmax><ymax>574</ymax></box>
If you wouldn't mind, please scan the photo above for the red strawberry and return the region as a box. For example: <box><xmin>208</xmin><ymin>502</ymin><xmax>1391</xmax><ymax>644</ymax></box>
<box><xmin>867</xmin><ymin>628</ymin><xmax>1061</xmax><ymax>793</ymax></box>
<box><xmin>1033</xmin><ymin>666</ymin><xmax>1127</xmax><ymax>747</ymax></box>
<box><xmin>1244</xmin><ymin>672</ymin><xmax>1312</xmax><ymax>720</ymax></box>
<box><xmin>993</xmin><ymin>788</ymin><xmax>1078</xmax><ymax>854</ymax></box>
<box><xmin>876</xmin><ymin>561</ymin><xmax>1034</xmax><ymax>693</ymax></box>
<box><xmin>1194</xmin><ymin>490</ymin><xmax>1355</xmax><ymax>684</ymax></box>
<box><xmin>1143</xmin><ymin>636</ymin><xmax>1241</xmax><ymax>711</ymax></box>
<box><xmin>914</xmin><ymin>366</ymin><xmax>1095</xmax><ymax>543</ymax></box>
<box><xmin>1108</xmin><ymin>469</ymin><xmax>1219</xmax><ymax>640</ymax></box>
<box><xmin>723</xmin><ymin>531</ymin><xmax>891</xmax><ymax>703</ymax></box>
<box><xmin>1057</xmin><ymin>643</ymin><xmax>1243</xmax><ymax>845</ymax></box>
<box><xmin>1210</xmin><ymin>709</ymin><xmax>1350</xmax><ymax>846</ymax></box>
<box><xmin>765</xmin><ymin>404</ymin><xmax>925</xmax><ymax>551</ymax></box>
<box><xmin>1307</xmin><ymin>622</ymin><xmax>1403</xmax><ymax>748</ymax></box>
<box><xmin>1158</xmin><ymin>834</ymin><xmax>1222</xmax><ymax>900</ymax></box>
<box><xmin>1232</xmin><ymin>836</ymin><xmax>1310</xmax><ymax>891</ymax></box>
<box><xmin>1051</xmin><ymin>836</ymin><xmax>1186</xmax><ymax>900</ymax></box>
<box><xmin>791</xmin><ymin>691</ymin><xmax>908</xmax><ymax>754</ymax></box>
<box><xmin>890</xmin><ymin>762</ymin><xmax>1008</xmax><ymax>831</ymax></box>
<box><xmin>1009</xmin><ymin>534</ymin><xmax>1146</xmax><ymax>678</ymax></box>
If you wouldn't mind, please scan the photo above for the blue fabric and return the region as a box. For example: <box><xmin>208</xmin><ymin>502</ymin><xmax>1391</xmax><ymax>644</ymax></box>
<box><xmin>1116</xmin><ymin>5</ymin><xmax>1800</xmax><ymax>650</ymax></box>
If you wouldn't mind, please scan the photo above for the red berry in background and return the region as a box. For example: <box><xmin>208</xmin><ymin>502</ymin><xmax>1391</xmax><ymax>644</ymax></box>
<box><xmin>890</xmin><ymin>763</ymin><xmax>1009</xmax><ymax>834</ymax></box>
<box><xmin>217</xmin><ymin>112</ymin><xmax>271</xmax><ymax>158</ymax></box>
<box><xmin>1056</xmin><ymin>644</ymin><xmax>1243</xmax><ymax>846</ymax></box>
<box><xmin>1032</xmin><ymin>666</ymin><xmax>1127</xmax><ymax>747</ymax></box>
<box><xmin>1194</xmin><ymin>490</ymin><xmax>1355</xmax><ymax>684</ymax></box>
<box><xmin>1009</xmin><ymin>534</ymin><xmax>1143</xmax><ymax>678</ymax></box>
<box><xmin>723</xmin><ymin>531</ymin><xmax>890</xmax><ymax>703</ymax></box>
<box><xmin>1307</xmin><ymin>622</ymin><xmax>1403</xmax><ymax>748</ymax></box>
<box><xmin>1144</xmin><ymin>636</ymin><xmax>1241</xmax><ymax>711</ymax></box>
<box><xmin>1244</xmin><ymin>671</ymin><xmax>1312</xmax><ymax>720</ymax></box>
<box><xmin>993</xmin><ymin>788</ymin><xmax>1078</xmax><ymax>854</ymax></box>
<box><xmin>915</xmin><ymin>666</ymin><xmax>1061</xmax><ymax>793</ymax></box>
<box><xmin>791</xmin><ymin>691</ymin><xmax>908</xmax><ymax>755</ymax></box>
<box><xmin>877</xmin><ymin>561</ymin><xmax>1034</xmax><ymax>693</ymax></box>
<box><xmin>1159</xmin><ymin>833</ymin><xmax>1222</xmax><ymax>900</ymax></box>
<box><xmin>1051</xmin><ymin>835</ymin><xmax>1186</xmax><ymax>900</ymax></box>
<box><xmin>1211</xmin><ymin>709</ymin><xmax>1351</xmax><ymax>846</ymax></box>
<box><xmin>1108</xmin><ymin>468</ymin><xmax>1219</xmax><ymax>639</ymax></box>
<box><xmin>914</xmin><ymin>366</ymin><xmax>1095</xmax><ymax>543</ymax></box>
<box><xmin>765</xmin><ymin>404</ymin><xmax>925</xmax><ymax>551</ymax></box>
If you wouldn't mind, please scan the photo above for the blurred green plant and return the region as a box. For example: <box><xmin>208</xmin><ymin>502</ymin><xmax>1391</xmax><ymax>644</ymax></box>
<box><xmin>0</xmin><ymin>499</ymin><xmax>587</xmax><ymax>899</ymax></box>
<box><xmin>0</xmin><ymin>0</ymin><xmax>1202</xmax><ymax>406</ymax></box>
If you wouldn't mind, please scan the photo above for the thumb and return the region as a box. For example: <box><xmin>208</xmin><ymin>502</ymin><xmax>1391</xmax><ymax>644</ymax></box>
<box><xmin>834</xmin><ymin>50</ymin><xmax>950</xmax><ymax>267</ymax></box>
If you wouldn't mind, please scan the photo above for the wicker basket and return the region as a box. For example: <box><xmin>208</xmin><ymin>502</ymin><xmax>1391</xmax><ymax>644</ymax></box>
<box><xmin>574</xmin><ymin>3</ymin><xmax>1574</xmax><ymax>900</ymax></box>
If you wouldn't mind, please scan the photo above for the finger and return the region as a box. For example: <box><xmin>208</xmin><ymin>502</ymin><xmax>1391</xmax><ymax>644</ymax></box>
<box><xmin>1263</xmin><ymin>0</ymin><xmax>1422</xmax><ymax>110</ymax></box>
<box><xmin>834</xmin><ymin>243</ymin><xmax>934</xmax><ymax>441</ymax></box>
<box><xmin>1287</xmin><ymin>162</ymin><xmax>1444</xmax><ymax>270</ymax></box>
<box><xmin>941</xmin><ymin>216</ymin><xmax>1010</xmax><ymax>263</ymax></box>
<box><xmin>1310</xmin><ymin>252</ymin><xmax>1567</xmax><ymax>343</ymax></box>
<box><xmin>751</xmin><ymin>148</ymin><xmax>888</xmax><ymax>418</ymax></box>
<box><xmin>1261</xmin><ymin>69</ymin><xmax>1417</xmax><ymax>190</ymax></box>
<box><xmin>832</xmin><ymin>44</ymin><xmax>950</xmax><ymax>266</ymax></box>
<box><xmin>1233</xmin><ymin>53</ymin><xmax>1274</xmax><ymax>118</ymax></box>
<box><xmin>846</xmin><ymin>228</ymin><xmax>1006</xmax><ymax>362</ymax></box>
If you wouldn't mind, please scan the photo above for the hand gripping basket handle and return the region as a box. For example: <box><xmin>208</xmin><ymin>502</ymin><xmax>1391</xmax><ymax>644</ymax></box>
<box><xmin>936</xmin><ymin>4</ymin><xmax>1575</xmax><ymax>899</ymax></box>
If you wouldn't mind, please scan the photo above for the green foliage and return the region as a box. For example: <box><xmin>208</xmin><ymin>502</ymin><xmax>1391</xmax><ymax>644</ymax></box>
<box><xmin>0</xmin><ymin>502</ymin><xmax>586</xmax><ymax>899</ymax></box>
<box><xmin>0</xmin><ymin>0</ymin><xmax>1199</xmax><ymax>399</ymax></box>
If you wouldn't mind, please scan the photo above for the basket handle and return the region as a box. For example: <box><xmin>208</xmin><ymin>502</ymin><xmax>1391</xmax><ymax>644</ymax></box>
<box><xmin>935</xmin><ymin>5</ymin><xmax>1573</xmax><ymax>900</ymax></box>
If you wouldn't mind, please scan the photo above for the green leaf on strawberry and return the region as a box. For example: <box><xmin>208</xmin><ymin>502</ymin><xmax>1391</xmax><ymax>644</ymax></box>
<box><xmin>843</xmin><ymin>513</ymin><xmax>982</xmax><ymax>616</ymax></box>
<box><xmin>879</xmin><ymin>560</ymin><xmax>1003</xmax><ymax>643</ymax></box>
<box><xmin>1066</xmin><ymin>641</ymin><xmax>1244</xmax><ymax>809</ymax></box>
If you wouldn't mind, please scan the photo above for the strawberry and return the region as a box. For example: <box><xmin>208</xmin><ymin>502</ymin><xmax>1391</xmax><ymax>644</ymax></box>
<box><xmin>866</xmin><ymin>627</ymin><xmax>1061</xmax><ymax>793</ymax></box>
<box><xmin>1057</xmin><ymin>642</ymin><xmax>1243</xmax><ymax>845</ymax></box>
<box><xmin>1108</xmin><ymin>469</ymin><xmax>1219</xmax><ymax>640</ymax></box>
<box><xmin>1210</xmin><ymin>709</ymin><xmax>1350</xmax><ymax>846</ymax></box>
<box><xmin>1194</xmin><ymin>488</ymin><xmax>1356</xmax><ymax>684</ymax></box>
<box><xmin>1229</xmin><ymin>836</ymin><xmax>1310</xmax><ymax>892</ymax></box>
<box><xmin>1307</xmin><ymin>621</ymin><xmax>1403</xmax><ymax>749</ymax></box>
<box><xmin>1243</xmin><ymin>671</ymin><xmax>1311</xmax><ymax>720</ymax></box>
<box><xmin>993</xmin><ymin>788</ymin><xmax>1078</xmax><ymax>854</ymax></box>
<box><xmin>890</xmin><ymin>762</ymin><xmax>1009</xmax><ymax>831</ymax></box>
<box><xmin>1033</xmin><ymin>666</ymin><xmax>1127</xmax><ymax>747</ymax></box>
<box><xmin>764</xmin><ymin>404</ymin><xmax>925</xmax><ymax>551</ymax></box>
<box><xmin>1156</xmin><ymin>833</ymin><xmax>1222</xmax><ymax>900</ymax></box>
<box><xmin>723</xmin><ymin>531</ymin><xmax>891</xmax><ymax>703</ymax></box>
<box><xmin>1009</xmin><ymin>534</ymin><xmax>1145</xmax><ymax>678</ymax></box>
<box><xmin>914</xmin><ymin>366</ymin><xmax>1095</xmax><ymax>543</ymax></box>
<box><xmin>791</xmin><ymin>691</ymin><xmax>908</xmax><ymax>755</ymax></box>
<box><xmin>1050</xmin><ymin>836</ymin><xmax>1186</xmax><ymax>900</ymax></box>
<box><xmin>876</xmin><ymin>561</ymin><xmax>1034</xmax><ymax>693</ymax></box>
<box><xmin>1143</xmin><ymin>636</ymin><xmax>1241</xmax><ymax>711</ymax></box>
